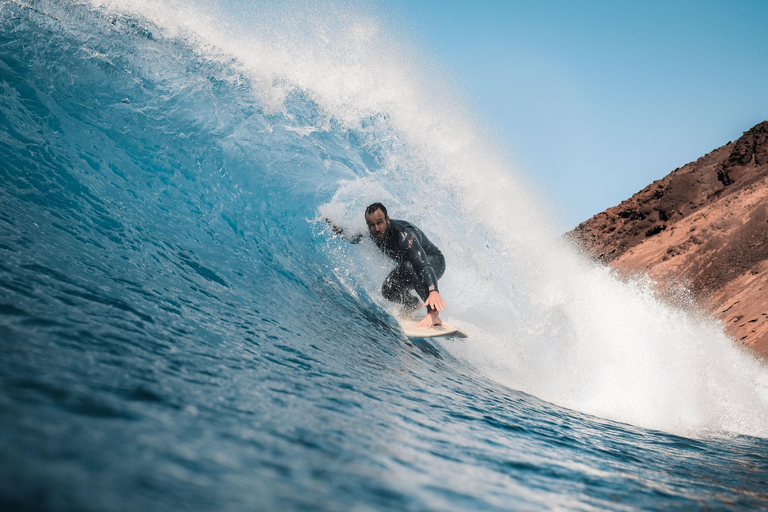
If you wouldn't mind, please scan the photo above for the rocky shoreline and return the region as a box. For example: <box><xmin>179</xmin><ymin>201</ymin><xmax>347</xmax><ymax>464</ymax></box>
<box><xmin>570</xmin><ymin>121</ymin><xmax>768</xmax><ymax>358</ymax></box>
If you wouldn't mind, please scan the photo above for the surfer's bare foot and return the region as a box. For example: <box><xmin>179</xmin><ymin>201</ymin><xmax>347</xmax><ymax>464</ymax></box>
<box><xmin>417</xmin><ymin>311</ymin><xmax>442</xmax><ymax>327</ymax></box>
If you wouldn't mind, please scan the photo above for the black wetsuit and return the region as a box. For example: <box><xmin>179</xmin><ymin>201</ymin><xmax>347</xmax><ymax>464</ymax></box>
<box><xmin>352</xmin><ymin>219</ymin><xmax>445</xmax><ymax>312</ymax></box>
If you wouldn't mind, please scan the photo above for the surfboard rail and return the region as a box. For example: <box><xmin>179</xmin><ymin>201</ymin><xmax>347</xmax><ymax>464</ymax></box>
<box><xmin>398</xmin><ymin>319</ymin><xmax>467</xmax><ymax>339</ymax></box>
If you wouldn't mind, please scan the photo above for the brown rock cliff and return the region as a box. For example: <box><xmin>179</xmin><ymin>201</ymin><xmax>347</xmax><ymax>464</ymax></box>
<box><xmin>571</xmin><ymin>121</ymin><xmax>768</xmax><ymax>358</ymax></box>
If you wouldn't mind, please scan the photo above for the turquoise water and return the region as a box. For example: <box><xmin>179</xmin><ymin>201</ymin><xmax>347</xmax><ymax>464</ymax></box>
<box><xmin>1</xmin><ymin>1</ymin><xmax>768</xmax><ymax>510</ymax></box>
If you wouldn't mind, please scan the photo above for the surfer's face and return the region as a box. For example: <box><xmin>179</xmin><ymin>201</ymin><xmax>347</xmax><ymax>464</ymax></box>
<box><xmin>365</xmin><ymin>209</ymin><xmax>390</xmax><ymax>241</ymax></box>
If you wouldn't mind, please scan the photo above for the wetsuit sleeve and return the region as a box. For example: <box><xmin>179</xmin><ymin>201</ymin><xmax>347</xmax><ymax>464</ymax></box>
<box><xmin>400</xmin><ymin>228</ymin><xmax>439</xmax><ymax>293</ymax></box>
<box><xmin>343</xmin><ymin>233</ymin><xmax>364</xmax><ymax>244</ymax></box>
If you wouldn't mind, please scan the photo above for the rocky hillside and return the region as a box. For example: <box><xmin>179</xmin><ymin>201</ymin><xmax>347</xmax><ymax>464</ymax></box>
<box><xmin>571</xmin><ymin>121</ymin><xmax>768</xmax><ymax>358</ymax></box>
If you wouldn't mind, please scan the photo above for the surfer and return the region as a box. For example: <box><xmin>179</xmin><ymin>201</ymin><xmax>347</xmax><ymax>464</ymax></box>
<box><xmin>326</xmin><ymin>203</ymin><xmax>446</xmax><ymax>327</ymax></box>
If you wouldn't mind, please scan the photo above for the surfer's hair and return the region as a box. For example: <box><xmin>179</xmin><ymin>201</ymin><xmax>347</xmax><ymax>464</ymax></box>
<box><xmin>365</xmin><ymin>202</ymin><xmax>388</xmax><ymax>218</ymax></box>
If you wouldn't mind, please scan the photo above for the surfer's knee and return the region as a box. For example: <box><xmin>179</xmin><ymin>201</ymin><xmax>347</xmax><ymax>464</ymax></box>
<box><xmin>381</xmin><ymin>280</ymin><xmax>394</xmax><ymax>299</ymax></box>
<box><xmin>381</xmin><ymin>278</ymin><xmax>403</xmax><ymax>301</ymax></box>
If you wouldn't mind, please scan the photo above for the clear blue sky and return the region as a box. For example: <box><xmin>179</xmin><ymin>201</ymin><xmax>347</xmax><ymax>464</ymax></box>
<box><xmin>384</xmin><ymin>0</ymin><xmax>768</xmax><ymax>228</ymax></box>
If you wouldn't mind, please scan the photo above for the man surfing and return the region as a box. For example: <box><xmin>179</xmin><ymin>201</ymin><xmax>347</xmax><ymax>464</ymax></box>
<box><xmin>327</xmin><ymin>203</ymin><xmax>447</xmax><ymax>328</ymax></box>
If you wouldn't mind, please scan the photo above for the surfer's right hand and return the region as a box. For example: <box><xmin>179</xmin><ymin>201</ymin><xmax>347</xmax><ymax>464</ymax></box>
<box><xmin>324</xmin><ymin>218</ymin><xmax>343</xmax><ymax>235</ymax></box>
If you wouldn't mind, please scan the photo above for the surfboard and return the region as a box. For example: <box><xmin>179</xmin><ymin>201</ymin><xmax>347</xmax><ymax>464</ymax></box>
<box><xmin>398</xmin><ymin>319</ymin><xmax>467</xmax><ymax>339</ymax></box>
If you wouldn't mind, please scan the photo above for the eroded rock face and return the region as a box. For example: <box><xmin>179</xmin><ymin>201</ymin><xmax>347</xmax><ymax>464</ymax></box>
<box><xmin>571</xmin><ymin>121</ymin><xmax>768</xmax><ymax>358</ymax></box>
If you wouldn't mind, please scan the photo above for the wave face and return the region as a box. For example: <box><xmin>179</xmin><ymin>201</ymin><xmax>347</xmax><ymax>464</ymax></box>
<box><xmin>2</xmin><ymin>1</ymin><xmax>768</xmax><ymax>510</ymax></box>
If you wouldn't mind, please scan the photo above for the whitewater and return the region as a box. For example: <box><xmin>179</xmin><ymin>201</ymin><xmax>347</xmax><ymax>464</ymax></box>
<box><xmin>1</xmin><ymin>0</ymin><xmax>767</xmax><ymax>510</ymax></box>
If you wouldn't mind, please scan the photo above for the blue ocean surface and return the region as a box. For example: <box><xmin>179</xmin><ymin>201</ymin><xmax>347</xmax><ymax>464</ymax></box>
<box><xmin>2</xmin><ymin>1</ymin><xmax>768</xmax><ymax>510</ymax></box>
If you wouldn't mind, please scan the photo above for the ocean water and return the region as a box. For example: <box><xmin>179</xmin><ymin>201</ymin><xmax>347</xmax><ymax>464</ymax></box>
<box><xmin>2</xmin><ymin>1</ymin><xmax>768</xmax><ymax>510</ymax></box>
